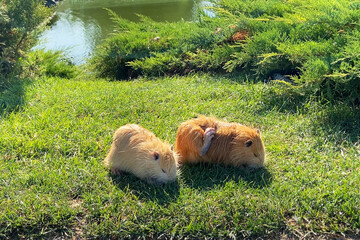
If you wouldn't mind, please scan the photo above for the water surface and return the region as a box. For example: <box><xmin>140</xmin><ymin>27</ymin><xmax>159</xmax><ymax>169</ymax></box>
<box><xmin>35</xmin><ymin>0</ymin><xmax>203</xmax><ymax>64</ymax></box>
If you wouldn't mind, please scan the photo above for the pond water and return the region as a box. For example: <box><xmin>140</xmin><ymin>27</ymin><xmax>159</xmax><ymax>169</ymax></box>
<box><xmin>34</xmin><ymin>0</ymin><xmax>210</xmax><ymax>64</ymax></box>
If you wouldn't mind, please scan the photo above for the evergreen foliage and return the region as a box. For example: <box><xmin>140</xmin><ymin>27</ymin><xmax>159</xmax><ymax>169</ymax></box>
<box><xmin>90</xmin><ymin>11</ymin><xmax>232</xmax><ymax>80</ymax></box>
<box><xmin>23</xmin><ymin>50</ymin><xmax>79</xmax><ymax>79</ymax></box>
<box><xmin>0</xmin><ymin>0</ymin><xmax>51</xmax><ymax>88</ymax></box>
<box><xmin>92</xmin><ymin>0</ymin><xmax>360</xmax><ymax>104</ymax></box>
<box><xmin>216</xmin><ymin>0</ymin><xmax>360</xmax><ymax>103</ymax></box>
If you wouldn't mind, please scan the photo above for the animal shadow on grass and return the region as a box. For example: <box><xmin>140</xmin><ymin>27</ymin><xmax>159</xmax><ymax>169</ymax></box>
<box><xmin>261</xmin><ymin>87</ymin><xmax>360</xmax><ymax>144</ymax></box>
<box><xmin>313</xmin><ymin>104</ymin><xmax>360</xmax><ymax>144</ymax></box>
<box><xmin>259</xmin><ymin>84</ymin><xmax>360</xmax><ymax>143</ymax></box>
<box><xmin>0</xmin><ymin>77</ymin><xmax>28</xmax><ymax>116</ymax></box>
<box><xmin>260</xmin><ymin>87</ymin><xmax>308</xmax><ymax>114</ymax></box>
<box><xmin>110</xmin><ymin>173</ymin><xmax>180</xmax><ymax>205</ymax></box>
<box><xmin>180</xmin><ymin>163</ymin><xmax>273</xmax><ymax>190</ymax></box>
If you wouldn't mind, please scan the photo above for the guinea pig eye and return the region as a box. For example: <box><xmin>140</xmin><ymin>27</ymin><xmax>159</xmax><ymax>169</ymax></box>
<box><xmin>162</xmin><ymin>169</ymin><xmax>166</xmax><ymax>173</ymax></box>
<box><xmin>254</xmin><ymin>153</ymin><xmax>258</xmax><ymax>157</ymax></box>
<box><xmin>153</xmin><ymin>152</ymin><xmax>160</xmax><ymax>160</ymax></box>
<box><xmin>245</xmin><ymin>140</ymin><xmax>253</xmax><ymax>147</ymax></box>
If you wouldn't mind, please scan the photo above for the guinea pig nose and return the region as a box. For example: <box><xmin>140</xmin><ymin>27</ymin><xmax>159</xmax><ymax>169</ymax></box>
<box><xmin>162</xmin><ymin>169</ymin><xmax>166</xmax><ymax>173</ymax></box>
<box><xmin>155</xmin><ymin>179</ymin><xmax>166</xmax><ymax>185</ymax></box>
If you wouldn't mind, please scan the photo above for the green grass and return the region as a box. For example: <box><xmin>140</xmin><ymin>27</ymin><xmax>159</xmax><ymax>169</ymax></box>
<box><xmin>0</xmin><ymin>74</ymin><xmax>359</xmax><ymax>239</ymax></box>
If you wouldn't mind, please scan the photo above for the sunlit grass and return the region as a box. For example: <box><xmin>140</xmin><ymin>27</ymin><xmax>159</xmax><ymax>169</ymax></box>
<box><xmin>0</xmin><ymin>74</ymin><xmax>359</xmax><ymax>238</ymax></box>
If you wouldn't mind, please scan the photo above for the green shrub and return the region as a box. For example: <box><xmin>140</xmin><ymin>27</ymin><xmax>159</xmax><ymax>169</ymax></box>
<box><xmin>22</xmin><ymin>50</ymin><xmax>79</xmax><ymax>79</ymax></box>
<box><xmin>91</xmin><ymin>11</ymin><xmax>230</xmax><ymax>79</ymax></box>
<box><xmin>0</xmin><ymin>0</ymin><xmax>52</xmax><ymax>87</ymax></box>
<box><xmin>214</xmin><ymin>0</ymin><xmax>360</xmax><ymax>103</ymax></box>
<box><xmin>91</xmin><ymin>0</ymin><xmax>360</xmax><ymax>103</ymax></box>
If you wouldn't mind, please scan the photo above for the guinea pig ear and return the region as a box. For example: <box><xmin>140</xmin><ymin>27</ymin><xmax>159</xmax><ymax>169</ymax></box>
<box><xmin>170</xmin><ymin>145</ymin><xmax>174</xmax><ymax>151</ymax></box>
<box><xmin>245</xmin><ymin>140</ymin><xmax>253</xmax><ymax>147</ymax></box>
<box><xmin>257</xmin><ymin>129</ymin><xmax>260</xmax><ymax>134</ymax></box>
<box><xmin>153</xmin><ymin>152</ymin><xmax>160</xmax><ymax>160</ymax></box>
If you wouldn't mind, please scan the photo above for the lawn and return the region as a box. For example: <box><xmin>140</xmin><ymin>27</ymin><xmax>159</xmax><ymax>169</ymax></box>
<box><xmin>0</xmin><ymin>74</ymin><xmax>359</xmax><ymax>239</ymax></box>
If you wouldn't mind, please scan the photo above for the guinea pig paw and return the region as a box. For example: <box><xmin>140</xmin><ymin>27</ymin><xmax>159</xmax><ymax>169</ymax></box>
<box><xmin>155</xmin><ymin>180</ymin><xmax>166</xmax><ymax>186</ymax></box>
<box><xmin>201</xmin><ymin>128</ymin><xmax>215</xmax><ymax>156</ymax></box>
<box><xmin>147</xmin><ymin>177</ymin><xmax>166</xmax><ymax>185</ymax></box>
<box><xmin>204</xmin><ymin>127</ymin><xmax>215</xmax><ymax>139</ymax></box>
<box><xmin>110</xmin><ymin>168</ymin><xmax>123</xmax><ymax>175</ymax></box>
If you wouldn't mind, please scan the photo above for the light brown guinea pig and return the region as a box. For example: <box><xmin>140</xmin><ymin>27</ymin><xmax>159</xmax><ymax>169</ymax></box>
<box><xmin>174</xmin><ymin>116</ymin><xmax>265</xmax><ymax>168</ymax></box>
<box><xmin>104</xmin><ymin>124</ymin><xmax>178</xmax><ymax>184</ymax></box>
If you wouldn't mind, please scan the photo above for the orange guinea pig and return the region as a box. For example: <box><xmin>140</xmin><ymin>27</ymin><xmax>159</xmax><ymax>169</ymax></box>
<box><xmin>104</xmin><ymin>124</ymin><xmax>178</xmax><ymax>184</ymax></box>
<box><xmin>174</xmin><ymin>116</ymin><xmax>265</xmax><ymax>168</ymax></box>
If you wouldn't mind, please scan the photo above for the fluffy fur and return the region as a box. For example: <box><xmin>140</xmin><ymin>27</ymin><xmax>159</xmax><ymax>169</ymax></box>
<box><xmin>104</xmin><ymin>124</ymin><xmax>178</xmax><ymax>184</ymax></box>
<box><xmin>175</xmin><ymin>116</ymin><xmax>265</xmax><ymax>168</ymax></box>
